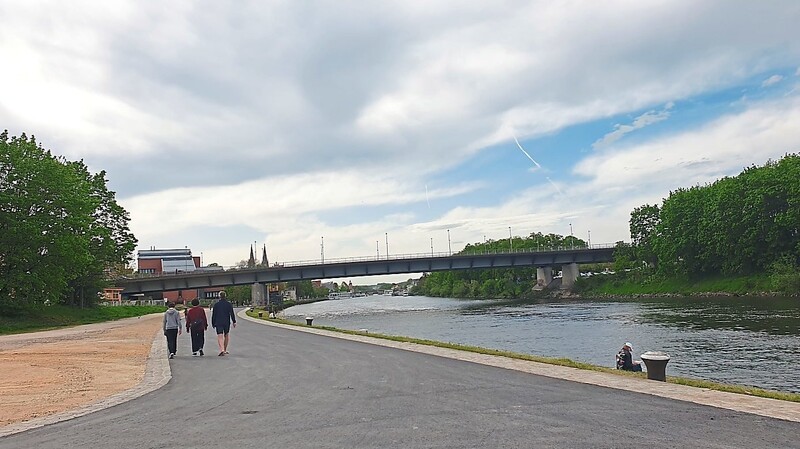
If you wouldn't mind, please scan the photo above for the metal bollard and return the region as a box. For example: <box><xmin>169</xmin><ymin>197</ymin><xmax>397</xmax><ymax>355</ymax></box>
<box><xmin>640</xmin><ymin>351</ymin><xmax>670</xmax><ymax>381</ymax></box>
<box><xmin>305</xmin><ymin>317</ymin><xmax>313</xmax><ymax>325</ymax></box>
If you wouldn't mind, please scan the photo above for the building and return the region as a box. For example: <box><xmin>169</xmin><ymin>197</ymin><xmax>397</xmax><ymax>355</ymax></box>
<box><xmin>137</xmin><ymin>248</ymin><xmax>223</xmax><ymax>304</ymax></box>
<box><xmin>102</xmin><ymin>287</ymin><xmax>124</xmax><ymax>303</ymax></box>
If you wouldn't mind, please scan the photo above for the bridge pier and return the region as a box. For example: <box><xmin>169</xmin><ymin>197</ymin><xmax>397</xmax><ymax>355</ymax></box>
<box><xmin>535</xmin><ymin>267</ymin><xmax>553</xmax><ymax>290</ymax></box>
<box><xmin>560</xmin><ymin>263</ymin><xmax>579</xmax><ymax>289</ymax></box>
<box><xmin>251</xmin><ymin>283</ymin><xmax>266</xmax><ymax>306</ymax></box>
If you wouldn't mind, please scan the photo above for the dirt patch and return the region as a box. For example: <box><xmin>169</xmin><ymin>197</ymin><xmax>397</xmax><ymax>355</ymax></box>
<box><xmin>0</xmin><ymin>314</ymin><xmax>161</xmax><ymax>427</ymax></box>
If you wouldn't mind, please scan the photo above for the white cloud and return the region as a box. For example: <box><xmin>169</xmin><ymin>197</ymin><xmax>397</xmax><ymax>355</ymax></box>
<box><xmin>762</xmin><ymin>74</ymin><xmax>784</xmax><ymax>87</ymax></box>
<box><xmin>575</xmin><ymin>96</ymin><xmax>800</xmax><ymax>188</ymax></box>
<box><xmin>2</xmin><ymin>1</ymin><xmax>800</xmax><ymax>273</ymax></box>
<box><xmin>592</xmin><ymin>104</ymin><xmax>674</xmax><ymax>149</ymax></box>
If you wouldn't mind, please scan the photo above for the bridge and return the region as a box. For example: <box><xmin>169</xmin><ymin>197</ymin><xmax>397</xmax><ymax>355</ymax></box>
<box><xmin>115</xmin><ymin>245</ymin><xmax>615</xmax><ymax>295</ymax></box>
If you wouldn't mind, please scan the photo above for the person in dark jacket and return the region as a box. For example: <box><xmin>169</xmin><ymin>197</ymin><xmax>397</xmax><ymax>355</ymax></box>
<box><xmin>616</xmin><ymin>342</ymin><xmax>642</xmax><ymax>372</ymax></box>
<box><xmin>163</xmin><ymin>302</ymin><xmax>182</xmax><ymax>359</ymax></box>
<box><xmin>211</xmin><ymin>291</ymin><xmax>236</xmax><ymax>356</ymax></box>
<box><xmin>185</xmin><ymin>298</ymin><xmax>208</xmax><ymax>356</ymax></box>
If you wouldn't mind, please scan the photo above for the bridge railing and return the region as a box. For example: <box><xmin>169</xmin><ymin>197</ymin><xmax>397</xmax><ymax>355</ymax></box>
<box><xmin>118</xmin><ymin>243</ymin><xmax>618</xmax><ymax>280</ymax></box>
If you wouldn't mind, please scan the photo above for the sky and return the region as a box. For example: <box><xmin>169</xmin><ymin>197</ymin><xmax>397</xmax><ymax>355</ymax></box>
<box><xmin>2</xmin><ymin>1</ymin><xmax>800</xmax><ymax>284</ymax></box>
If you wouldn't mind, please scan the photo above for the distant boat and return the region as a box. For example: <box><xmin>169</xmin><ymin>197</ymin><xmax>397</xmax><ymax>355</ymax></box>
<box><xmin>328</xmin><ymin>292</ymin><xmax>354</xmax><ymax>300</ymax></box>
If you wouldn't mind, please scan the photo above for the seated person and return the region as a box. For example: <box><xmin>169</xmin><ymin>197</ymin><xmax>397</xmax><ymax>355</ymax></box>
<box><xmin>616</xmin><ymin>342</ymin><xmax>643</xmax><ymax>372</ymax></box>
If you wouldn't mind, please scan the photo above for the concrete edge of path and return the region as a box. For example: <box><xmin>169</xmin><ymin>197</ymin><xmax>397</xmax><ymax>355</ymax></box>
<box><xmin>0</xmin><ymin>327</ymin><xmax>171</xmax><ymax>438</ymax></box>
<box><xmin>239</xmin><ymin>311</ymin><xmax>800</xmax><ymax>423</ymax></box>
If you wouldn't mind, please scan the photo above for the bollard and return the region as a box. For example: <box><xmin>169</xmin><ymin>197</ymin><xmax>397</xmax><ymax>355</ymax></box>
<box><xmin>258</xmin><ymin>312</ymin><xmax>263</xmax><ymax>318</ymax></box>
<box><xmin>640</xmin><ymin>351</ymin><xmax>670</xmax><ymax>381</ymax></box>
<box><xmin>305</xmin><ymin>317</ymin><xmax>313</xmax><ymax>325</ymax></box>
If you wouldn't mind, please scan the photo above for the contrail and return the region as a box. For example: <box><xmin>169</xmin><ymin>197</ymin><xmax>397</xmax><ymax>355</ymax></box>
<box><xmin>425</xmin><ymin>184</ymin><xmax>430</xmax><ymax>208</ymax></box>
<box><xmin>513</xmin><ymin>135</ymin><xmax>542</xmax><ymax>169</ymax></box>
<box><xmin>545</xmin><ymin>176</ymin><xmax>564</xmax><ymax>196</ymax></box>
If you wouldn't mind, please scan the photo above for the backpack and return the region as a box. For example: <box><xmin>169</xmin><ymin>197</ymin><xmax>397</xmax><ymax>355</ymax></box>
<box><xmin>190</xmin><ymin>316</ymin><xmax>204</xmax><ymax>331</ymax></box>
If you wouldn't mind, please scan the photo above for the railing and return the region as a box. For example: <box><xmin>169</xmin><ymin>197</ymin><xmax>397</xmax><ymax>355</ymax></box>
<box><xmin>118</xmin><ymin>243</ymin><xmax>617</xmax><ymax>280</ymax></box>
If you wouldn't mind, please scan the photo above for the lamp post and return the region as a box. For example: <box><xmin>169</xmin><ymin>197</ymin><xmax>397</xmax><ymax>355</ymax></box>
<box><xmin>588</xmin><ymin>230</ymin><xmax>591</xmax><ymax>248</ymax></box>
<box><xmin>430</xmin><ymin>237</ymin><xmax>434</xmax><ymax>256</ymax></box>
<box><xmin>385</xmin><ymin>232</ymin><xmax>389</xmax><ymax>259</ymax></box>
<box><xmin>569</xmin><ymin>223</ymin><xmax>573</xmax><ymax>249</ymax></box>
<box><xmin>508</xmin><ymin>226</ymin><xmax>513</xmax><ymax>252</ymax></box>
<box><xmin>321</xmin><ymin>236</ymin><xmax>324</xmax><ymax>264</ymax></box>
<box><xmin>376</xmin><ymin>240</ymin><xmax>379</xmax><ymax>259</ymax></box>
<box><xmin>447</xmin><ymin>229</ymin><xmax>452</xmax><ymax>255</ymax></box>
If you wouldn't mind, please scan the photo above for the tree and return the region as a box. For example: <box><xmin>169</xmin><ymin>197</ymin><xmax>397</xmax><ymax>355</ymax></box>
<box><xmin>629</xmin><ymin>204</ymin><xmax>660</xmax><ymax>268</ymax></box>
<box><xmin>0</xmin><ymin>131</ymin><xmax>137</xmax><ymax>312</ymax></box>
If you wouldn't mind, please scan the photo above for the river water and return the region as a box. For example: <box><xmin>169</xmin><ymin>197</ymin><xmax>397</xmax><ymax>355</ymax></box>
<box><xmin>283</xmin><ymin>295</ymin><xmax>800</xmax><ymax>393</ymax></box>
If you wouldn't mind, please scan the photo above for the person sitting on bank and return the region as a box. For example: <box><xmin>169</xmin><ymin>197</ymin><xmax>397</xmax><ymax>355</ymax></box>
<box><xmin>616</xmin><ymin>342</ymin><xmax>642</xmax><ymax>372</ymax></box>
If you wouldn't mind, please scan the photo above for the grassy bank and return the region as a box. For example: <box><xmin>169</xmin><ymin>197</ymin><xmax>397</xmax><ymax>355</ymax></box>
<box><xmin>574</xmin><ymin>273</ymin><xmax>776</xmax><ymax>296</ymax></box>
<box><xmin>0</xmin><ymin>305</ymin><xmax>165</xmax><ymax>335</ymax></box>
<box><xmin>247</xmin><ymin>309</ymin><xmax>800</xmax><ymax>403</ymax></box>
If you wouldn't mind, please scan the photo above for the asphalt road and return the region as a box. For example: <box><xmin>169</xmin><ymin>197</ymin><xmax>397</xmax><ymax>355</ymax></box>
<box><xmin>2</xmin><ymin>314</ymin><xmax>798</xmax><ymax>449</ymax></box>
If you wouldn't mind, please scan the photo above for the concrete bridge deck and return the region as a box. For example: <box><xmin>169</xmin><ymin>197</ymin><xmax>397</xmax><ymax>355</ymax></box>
<box><xmin>116</xmin><ymin>246</ymin><xmax>616</xmax><ymax>294</ymax></box>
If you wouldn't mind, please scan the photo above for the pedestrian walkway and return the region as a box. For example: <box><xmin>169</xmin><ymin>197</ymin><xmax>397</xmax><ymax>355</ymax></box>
<box><xmin>239</xmin><ymin>311</ymin><xmax>800</xmax><ymax>423</ymax></box>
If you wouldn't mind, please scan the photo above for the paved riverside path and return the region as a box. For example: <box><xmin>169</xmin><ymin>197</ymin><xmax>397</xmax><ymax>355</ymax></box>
<box><xmin>2</xmin><ymin>313</ymin><xmax>798</xmax><ymax>448</ymax></box>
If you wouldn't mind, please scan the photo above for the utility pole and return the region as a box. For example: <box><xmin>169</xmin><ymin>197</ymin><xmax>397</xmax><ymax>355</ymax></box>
<box><xmin>447</xmin><ymin>229</ymin><xmax>452</xmax><ymax>255</ymax></box>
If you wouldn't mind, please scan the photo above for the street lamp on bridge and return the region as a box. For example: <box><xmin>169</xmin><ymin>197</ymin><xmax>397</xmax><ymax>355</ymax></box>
<box><xmin>447</xmin><ymin>229</ymin><xmax>452</xmax><ymax>255</ymax></box>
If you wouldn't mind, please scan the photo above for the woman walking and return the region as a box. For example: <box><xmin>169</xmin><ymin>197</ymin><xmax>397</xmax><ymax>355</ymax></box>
<box><xmin>185</xmin><ymin>298</ymin><xmax>208</xmax><ymax>356</ymax></box>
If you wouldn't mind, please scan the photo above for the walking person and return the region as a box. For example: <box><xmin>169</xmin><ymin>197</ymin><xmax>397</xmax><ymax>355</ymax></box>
<box><xmin>185</xmin><ymin>298</ymin><xmax>208</xmax><ymax>356</ymax></box>
<box><xmin>211</xmin><ymin>291</ymin><xmax>236</xmax><ymax>356</ymax></box>
<box><xmin>163</xmin><ymin>302</ymin><xmax>182</xmax><ymax>359</ymax></box>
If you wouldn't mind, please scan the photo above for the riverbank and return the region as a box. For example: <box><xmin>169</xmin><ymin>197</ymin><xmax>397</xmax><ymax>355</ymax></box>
<box><xmin>247</xmin><ymin>308</ymin><xmax>800</xmax><ymax>403</ymax></box>
<box><xmin>572</xmin><ymin>272</ymin><xmax>798</xmax><ymax>298</ymax></box>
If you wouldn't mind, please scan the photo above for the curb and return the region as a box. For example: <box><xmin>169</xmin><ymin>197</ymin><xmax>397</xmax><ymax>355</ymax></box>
<box><xmin>0</xmin><ymin>329</ymin><xmax>172</xmax><ymax>437</ymax></box>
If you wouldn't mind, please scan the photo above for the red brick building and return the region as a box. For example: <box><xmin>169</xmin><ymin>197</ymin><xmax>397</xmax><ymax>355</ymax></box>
<box><xmin>137</xmin><ymin>248</ymin><xmax>223</xmax><ymax>304</ymax></box>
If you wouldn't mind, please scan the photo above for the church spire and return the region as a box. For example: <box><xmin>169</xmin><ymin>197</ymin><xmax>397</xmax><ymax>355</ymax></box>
<box><xmin>261</xmin><ymin>244</ymin><xmax>269</xmax><ymax>266</ymax></box>
<box><xmin>247</xmin><ymin>244</ymin><xmax>256</xmax><ymax>268</ymax></box>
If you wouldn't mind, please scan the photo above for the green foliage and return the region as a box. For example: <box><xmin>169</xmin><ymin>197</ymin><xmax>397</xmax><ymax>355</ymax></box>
<box><xmin>769</xmin><ymin>256</ymin><xmax>800</xmax><ymax>294</ymax></box>
<box><xmin>291</xmin><ymin>280</ymin><xmax>330</xmax><ymax>299</ymax></box>
<box><xmin>576</xmin><ymin>272</ymin><xmax>773</xmax><ymax>296</ymax></box>
<box><xmin>629</xmin><ymin>204</ymin><xmax>660</xmax><ymax>268</ymax></box>
<box><xmin>223</xmin><ymin>285</ymin><xmax>252</xmax><ymax>304</ymax></box>
<box><xmin>0</xmin><ymin>131</ymin><xmax>137</xmax><ymax>313</ymax></box>
<box><xmin>417</xmin><ymin>232</ymin><xmax>584</xmax><ymax>298</ymax></box>
<box><xmin>0</xmin><ymin>304</ymin><xmax>163</xmax><ymax>335</ymax></box>
<box><xmin>628</xmin><ymin>154</ymin><xmax>800</xmax><ymax>280</ymax></box>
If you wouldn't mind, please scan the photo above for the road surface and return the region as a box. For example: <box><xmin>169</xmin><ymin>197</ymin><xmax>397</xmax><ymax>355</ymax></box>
<box><xmin>1</xmin><ymin>314</ymin><xmax>798</xmax><ymax>448</ymax></box>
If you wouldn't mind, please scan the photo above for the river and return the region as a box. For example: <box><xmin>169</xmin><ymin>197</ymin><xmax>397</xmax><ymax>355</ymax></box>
<box><xmin>282</xmin><ymin>294</ymin><xmax>800</xmax><ymax>393</ymax></box>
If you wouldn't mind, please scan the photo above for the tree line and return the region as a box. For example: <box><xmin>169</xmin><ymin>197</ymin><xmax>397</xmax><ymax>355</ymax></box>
<box><xmin>1</xmin><ymin>131</ymin><xmax>136</xmax><ymax>314</ymax></box>
<box><xmin>412</xmin><ymin>233</ymin><xmax>586</xmax><ymax>298</ymax></box>
<box><xmin>624</xmin><ymin>153</ymin><xmax>800</xmax><ymax>291</ymax></box>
